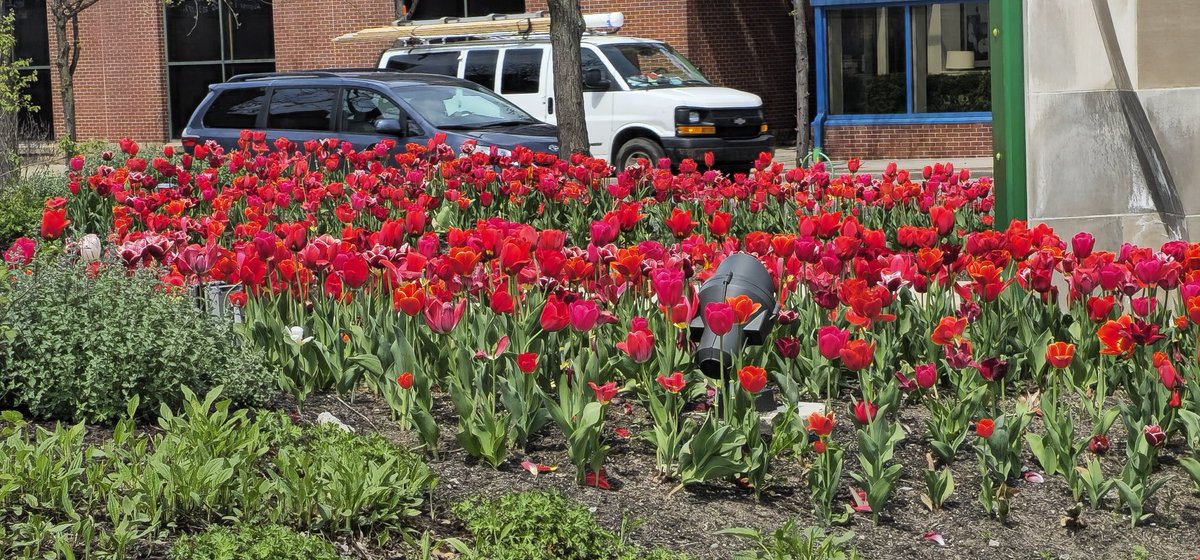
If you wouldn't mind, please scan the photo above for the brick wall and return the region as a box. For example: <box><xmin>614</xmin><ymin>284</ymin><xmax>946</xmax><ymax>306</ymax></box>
<box><xmin>688</xmin><ymin>0</ymin><xmax>796</xmax><ymax>141</ymax></box>
<box><xmin>822</xmin><ymin>122</ymin><xmax>992</xmax><ymax>159</ymax></box>
<box><xmin>46</xmin><ymin>0</ymin><xmax>169</xmax><ymax>141</ymax></box>
<box><xmin>273</xmin><ymin>0</ymin><xmax>396</xmax><ymax>71</ymax></box>
<box><xmin>526</xmin><ymin>0</ymin><xmax>797</xmax><ymax>139</ymax></box>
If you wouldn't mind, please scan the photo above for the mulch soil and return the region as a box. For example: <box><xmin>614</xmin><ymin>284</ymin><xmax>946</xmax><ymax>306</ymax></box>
<box><xmin>293</xmin><ymin>386</ymin><xmax>1200</xmax><ymax>560</ymax></box>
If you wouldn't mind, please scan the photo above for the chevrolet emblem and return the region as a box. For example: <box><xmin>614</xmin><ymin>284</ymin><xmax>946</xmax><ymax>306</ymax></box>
<box><xmin>733</xmin><ymin>117</ymin><xmax>746</xmax><ymax>125</ymax></box>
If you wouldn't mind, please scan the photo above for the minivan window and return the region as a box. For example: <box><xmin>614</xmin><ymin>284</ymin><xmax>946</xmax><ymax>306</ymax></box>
<box><xmin>202</xmin><ymin>87</ymin><xmax>265</xmax><ymax>129</ymax></box>
<box><xmin>463</xmin><ymin>49</ymin><xmax>499</xmax><ymax>88</ymax></box>
<box><xmin>599</xmin><ymin>43</ymin><xmax>710</xmax><ymax>89</ymax></box>
<box><xmin>581</xmin><ymin>48</ymin><xmax>615</xmax><ymax>89</ymax></box>
<box><xmin>341</xmin><ymin>88</ymin><xmax>401</xmax><ymax>133</ymax></box>
<box><xmin>386</xmin><ymin>52</ymin><xmax>460</xmax><ymax>76</ymax></box>
<box><xmin>267</xmin><ymin>87</ymin><xmax>336</xmax><ymax>131</ymax></box>
<box><xmin>397</xmin><ymin>84</ymin><xmax>537</xmax><ymax>129</ymax></box>
<box><xmin>500</xmin><ymin>48</ymin><xmax>542</xmax><ymax>94</ymax></box>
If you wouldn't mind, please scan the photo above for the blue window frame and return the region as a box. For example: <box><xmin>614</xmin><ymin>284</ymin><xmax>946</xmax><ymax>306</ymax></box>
<box><xmin>812</xmin><ymin>0</ymin><xmax>992</xmax><ymax>147</ymax></box>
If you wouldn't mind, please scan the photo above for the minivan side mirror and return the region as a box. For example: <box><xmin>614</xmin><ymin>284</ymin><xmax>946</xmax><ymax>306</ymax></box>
<box><xmin>582</xmin><ymin>68</ymin><xmax>612</xmax><ymax>91</ymax></box>
<box><xmin>373</xmin><ymin>116</ymin><xmax>408</xmax><ymax>136</ymax></box>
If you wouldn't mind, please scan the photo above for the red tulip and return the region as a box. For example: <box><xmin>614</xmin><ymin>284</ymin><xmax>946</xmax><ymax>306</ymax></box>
<box><xmin>704</xmin><ymin>302</ymin><xmax>735</xmax><ymax>337</ymax></box>
<box><xmin>393</xmin><ymin>283</ymin><xmax>425</xmax><ymax>316</ymax></box>
<box><xmin>774</xmin><ymin>336</ymin><xmax>800</xmax><ymax>359</ymax></box>
<box><xmin>616</xmin><ymin>328</ymin><xmax>655</xmax><ymax>363</ymax></box>
<box><xmin>838</xmin><ymin>339</ymin><xmax>875</xmax><ymax>371</ymax></box>
<box><xmin>40</xmin><ymin>208</ymin><xmax>70</xmax><ymax>240</ymax></box>
<box><xmin>817</xmin><ymin>326</ymin><xmax>850</xmax><ymax>361</ymax></box>
<box><xmin>1154</xmin><ymin>352</ymin><xmax>1183</xmax><ymax>389</ymax></box>
<box><xmin>737</xmin><ymin>365</ymin><xmax>768</xmax><ymax>394</ymax></box>
<box><xmin>914</xmin><ymin>363</ymin><xmax>937</xmax><ymax>389</ymax></box>
<box><xmin>663</xmin><ymin>208</ymin><xmax>697</xmax><ymax>239</ymax></box>
<box><xmin>1143</xmin><ymin>424</ymin><xmax>1166</xmax><ymax>447</ymax></box>
<box><xmin>1088</xmin><ymin>434</ymin><xmax>1109</xmax><ymax>455</ymax></box>
<box><xmin>813</xmin><ymin>439</ymin><xmax>827</xmax><ymax>454</ymax></box>
<box><xmin>4</xmin><ymin>237</ymin><xmax>36</xmax><ymax>265</ymax></box>
<box><xmin>517</xmin><ymin>352</ymin><xmax>538</xmax><ymax>374</ymax></box>
<box><xmin>423</xmin><ymin>297</ymin><xmax>466</xmax><ymax>334</ymax></box>
<box><xmin>726</xmin><ymin>294</ymin><xmax>762</xmax><ymax>324</ymax></box>
<box><xmin>807</xmin><ymin>411</ymin><xmax>835</xmax><ymax>436</ymax></box>
<box><xmin>1045</xmin><ymin>342</ymin><xmax>1075</xmax><ymax>369</ymax></box>
<box><xmin>929</xmin><ymin>205</ymin><xmax>955</xmax><ymax>236</ymax></box>
<box><xmin>650</xmin><ymin>268</ymin><xmax>685</xmax><ymax>307</ymax></box>
<box><xmin>975</xmin><ymin>357</ymin><xmax>1009</xmax><ymax>382</ymax></box>
<box><xmin>656</xmin><ymin>371</ymin><xmax>686</xmax><ymax>393</ymax></box>
<box><xmin>1071</xmin><ymin>231</ymin><xmax>1095</xmax><ymax>259</ymax></box>
<box><xmin>930</xmin><ymin>316</ymin><xmax>966</xmax><ymax>346</ymax></box>
<box><xmin>709</xmin><ymin>211</ymin><xmax>731</xmax><ymax>236</ymax></box>
<box><xmin>228</xmin><ymin>291</ymin><xmax>248</xmax><ymax>308</ymax></box>
<box><xmin>1169</xmin><ymin>390</ymin><xmax>1182</xmax><ymax>409</ymax></box>
<box><xmin>333</xmin><ymin>252</ymin><xmax>370</xmax><ymax>288</ymax></box>
<box><xmin>397</xmin><ymin>372</ymin><xmax>415</xmax><ymax>389</ymax></box>
<box><xmin>846</xmin><ymin>157</ymin><xmax>861</xmax><ymax>173</ymax></box>
<box><xmin>975</xmin><ymin>418</ymin><xmax>995</xmax><ymax>439</ymax></box>
<box><xmin>568</xmin><ymin>300</ymin><xmax>599</xmax><ymax>331</ymax></box>
<box><xmin>589</xmin><ymin>381</ymin><xmax>618</xmax><ymax>404</ymax></box>
<box><xmin>540</xmin><ymin>295</ymin><xmax>570</xmax><ymax>331</ymax></box>
<box><xmin>1098</xmin><ymin>315</ymin><xmax>1135</xmax><ymax>358</ymax></box>
<box><xmin>1087</xmin><ymin>295</ymin><xmax>1117</xmax><ymax>323</ymax></box>
<box><xmin>852</xmin><ymin>399</ymin><xmax>878</xmax><ymax>424</ymax></box>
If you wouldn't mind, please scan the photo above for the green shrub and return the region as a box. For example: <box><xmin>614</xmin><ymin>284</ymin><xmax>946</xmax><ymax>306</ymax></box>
<box><xmin>0</xmin><ymin>173</ymin><xmax>65</xmax><ymax>246</ymax></box>
<box><xmin>720</xmin><ymin>520</ymin><xmax>863</xmax><ymax>560</ymax></box>
<box><xmin>452</xmin><ymin>490</ymin><xmax>688</xmax><ymax>560</ymax></box>
<box><xmin>169</xmin><ymin>524</ymin><xmax>343</xmax><ymax>560</ymax></box>
<box><xmin>0</xmin><ymin>258</ymin><xmax>274</xmax><ymax>422</ymax></box>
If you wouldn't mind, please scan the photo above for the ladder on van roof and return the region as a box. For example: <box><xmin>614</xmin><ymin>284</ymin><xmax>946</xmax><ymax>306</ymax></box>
<box><xmin>331</xmin><ymin>11</ymin><xmax>623</xmax><ymax>44</ymax></box>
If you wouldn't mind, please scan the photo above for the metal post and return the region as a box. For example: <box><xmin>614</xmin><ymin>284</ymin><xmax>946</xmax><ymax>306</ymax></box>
<box><xmin>990</xmin><ymin>0</ymin><xmax>1027</xmax><ymax>224</ymax></box>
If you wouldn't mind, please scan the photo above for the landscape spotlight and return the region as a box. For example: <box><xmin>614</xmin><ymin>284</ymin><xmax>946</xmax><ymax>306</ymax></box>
<box><xmin>689</xmin><ymin>252</ymin><xmax>778</xmax><ymax>377</ymax></box>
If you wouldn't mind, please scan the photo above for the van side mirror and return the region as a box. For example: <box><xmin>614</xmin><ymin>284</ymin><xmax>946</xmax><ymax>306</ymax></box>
<box><xmin>582</xmin><ymin>68</ymin><xmax>612</xmax><ymax>91</ymax></box>
<box><xmin>373</xmin><ymin>116</ymin><xmax>408</xmax><ymax>136</ymax></box>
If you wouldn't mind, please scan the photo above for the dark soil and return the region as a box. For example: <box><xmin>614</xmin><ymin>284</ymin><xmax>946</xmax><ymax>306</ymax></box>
<box><xmin>294</xmin><ymin>388</ymin><xmax>1200</xmax><ymax>560</ymax></box>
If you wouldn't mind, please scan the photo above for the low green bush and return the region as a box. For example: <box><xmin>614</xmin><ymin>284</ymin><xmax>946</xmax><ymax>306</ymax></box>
<box><xmin>452</xmin><ymin>490</ymin><xmax>688</xmax><ymax>560</ymax></box>
<box><xmin>0</xmin><ymin>173</ymin><xmax>65</xmax><ymax>246</ymax></box>
<box><xmin>0</xmin><ymin>258</ymin><xmax>274</xmax><ymax>422</ymax></box>
<box><xmin>720</xmin><ymin>520</ymin><xmax>863</xmax><ymax>560</ymax></box>
<box><xmin>0</xmin><ymin>388</ymin><xmax>437</xmax><ymax>558</ymax></box>
<box><xmin>169</xmin><ymin>524</ymin><xmax>343</xmax><ymax>560</ymax></box>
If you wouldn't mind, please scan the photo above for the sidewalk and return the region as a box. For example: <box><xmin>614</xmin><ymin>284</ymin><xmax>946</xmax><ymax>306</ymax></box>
<box><xmin>772</xmin><ymin>146</ymin><xmax>994</xmax><ymax>178</ymax></box>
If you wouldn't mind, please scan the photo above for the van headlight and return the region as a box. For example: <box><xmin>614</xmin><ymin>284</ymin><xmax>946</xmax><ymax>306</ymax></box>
<box><xmin>687</xmin><ymin>111</ymin><xmax>701</xmax><ymax>124</ymax></box>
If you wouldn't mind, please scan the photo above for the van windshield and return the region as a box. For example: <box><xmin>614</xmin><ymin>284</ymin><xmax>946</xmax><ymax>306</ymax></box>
<box><xmin>395</xmin><ymin>84</ymin><xmax>540</xmax><ymax>129</ymax></box>
<box><xmin>599</xmin><ymin>43</ymin><xmax>711</xmax><ymax>89</ymax></box>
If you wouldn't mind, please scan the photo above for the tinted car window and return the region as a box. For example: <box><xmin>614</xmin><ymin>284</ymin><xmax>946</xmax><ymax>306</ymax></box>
<box><xmin>500</xmin><ymin>48</ymin><xmax>542</xmax><ymax>94</ymax></box>
<box><xmin>267</xmin><ymin>87</ymin><xmax>336</xmax><ymax>131</ymax></box>
<box><xmin>386</xmin><ymin>52</ymin><xmax>460</xmax><ymax>76</ymax></box>
<box><xmin>581</xmin><ymin>48</ymin><xmax>615</xmax><ymax>89</ymax></box>
<box><xmin>202</xmin><ymin>87</ymin><xmax>265</xmax><ymax>129</ymax></box>
<box><xmin>341</xmin><ymin>88</ymin><xmax>401</xmax><ymax>133</ymax></box>
<box><xmin>463</xmin><ymin>49</ymin><xmax>499</xmax><ymax>88</ymax></box>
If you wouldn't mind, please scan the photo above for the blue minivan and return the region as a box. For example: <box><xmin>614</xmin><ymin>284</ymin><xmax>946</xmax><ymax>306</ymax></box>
<box><xmin>181</xmin><ymin>69</ymin><xmax>560</xmax><ymax>156</ymax></box>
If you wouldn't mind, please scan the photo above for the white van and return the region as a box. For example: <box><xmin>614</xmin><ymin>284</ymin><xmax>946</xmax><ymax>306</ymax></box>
<box><xmin>377</xmin><ymin>25</ymin><xmax>774</xmax><ymax>169</ymax></box>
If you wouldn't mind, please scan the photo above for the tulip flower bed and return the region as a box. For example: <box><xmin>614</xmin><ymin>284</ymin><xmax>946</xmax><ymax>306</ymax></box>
<box><xmin>16</xmin><ymin>132</ymin><xmax>1200</xmax><ymax>558</ymax></box>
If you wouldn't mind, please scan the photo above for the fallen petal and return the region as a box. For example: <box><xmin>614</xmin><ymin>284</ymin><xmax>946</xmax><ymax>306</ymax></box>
<box><xmin>1024</xmin><ymin>471</ymin><xmax>1045</xmax><ymax>484</ymax></box>
<box><xmin>614</xmin><ymin>427</ymin><xmax>631</xmax><ymax>438</ymax></box>
<box><xmin>520</xmin><ymin>460</ymin><xmax>556</xmax><ymax>476</ymax></box>
<box><xmin>923</xmin><ymin>531</ymin><xmax>946</xmax><ymax>546</ymax></box>
<box><xmin>584</xmin><ymin>469</ymin><xmax>613</xmax><ymax>490</ymax></box>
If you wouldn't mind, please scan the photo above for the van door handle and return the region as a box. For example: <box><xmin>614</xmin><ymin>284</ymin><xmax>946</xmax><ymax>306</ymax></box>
<box><xmin>547</xmin><ymin>97</ymin><xmax>554</xmax><ymax>115</ymax></box>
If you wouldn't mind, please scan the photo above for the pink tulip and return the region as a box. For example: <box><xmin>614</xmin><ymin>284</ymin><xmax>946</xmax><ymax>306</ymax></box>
<box><xmin>568</xmin><ymin>300</ymin><xmax>599</xmax><ymax>331</ymax></box>
<box><xmin>424</xmin><ymin>298</ymin><xmax>467</xmax><ymax>334</ymax></box>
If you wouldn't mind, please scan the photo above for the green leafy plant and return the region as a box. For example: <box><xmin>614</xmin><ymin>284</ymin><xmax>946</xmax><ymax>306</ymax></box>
<box><xmin>0</xmin><ymin>258</ymin><xmax>274</xmax><ymax>423</ymax></box>
<box><xmin>168</xmin><ymin>524</ymin><xmax>343</xmax><ymax>560</ymax></box>
<box><xmin>850</xmin><ymin>404</ymin><xmax>904</xmax><ymax>522</ymax></box>
<box><xmin>721</xmin><ymin>520</ymin><xmax>862</xmax><ymax>560</ymax></box>
<box><xmin>921</xmin><ymin>462</ymin><xmax>955</xmax><ymax>512</ymax></box>
<box><xmin>974</xmin><ymin>406</ymin><xmax>1033</xmax><ymax>522</ymax></box>
<box><xmin>0</xmin><ymin>174</ymin><xmax>64</xmax><ymax>244</ymax></box>
<box><xmin>451</xmin><ymin>491</ymin><xmax>687</xmax><ymax>560</ymax></box>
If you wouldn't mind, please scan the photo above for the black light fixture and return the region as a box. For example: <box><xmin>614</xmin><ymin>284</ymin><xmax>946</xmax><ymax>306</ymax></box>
<box><xmin>689</xmin><ymin>252</ymin><xmax>778</xmax><ymax>377</ymax></box>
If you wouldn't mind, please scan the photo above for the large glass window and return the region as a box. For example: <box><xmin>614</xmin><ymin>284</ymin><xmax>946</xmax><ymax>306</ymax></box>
<box><xmin>599</xmin><ymin>43</ymin><xmax>710</xmax><ymax>90</ymax></box>
<box><xmin>463</xmin><ymin>49</ymin><xmax>498</xmax><ymax>88</ymax></box>
<box><xmin>499</xmin><ymin>49</ymin><xmax>542</xmax><ymax>94</ymax></box>
<box><xmin>385</xmin><ymin>52</ymin><xmax>460</xmax><ymax>75</ymax></box>
<box><xmin>823</xmin><ymin>2</ymin><xmax>991</xmax><ymax>116</ymax></box>
<box><xmin>4</xmin><ymin>0</ymin><xmax>53</xmax><ymax>139</ymax></box>
<box><xmin>396</xmin><ymin>84</ymin><xmax>535</xmax><ymax>129</ymax></box>
<box><xmin>407</xmin><ymin>0</ymin><xmax>525</xmax><ymax>19</ymax></box>
<box><xmin>266</xmin><ymin>88</ymin><xmax>336</xmax><ymax>131</ymax></box>
<box><xmin>202</xmin><ymin>87</ymin><xmax>266</xmax><ymax>129</ymax></box>
<box><xmin>165</xmin><ymin>0</ymin><xmax>274</xmax><ymax>137</ymax></box>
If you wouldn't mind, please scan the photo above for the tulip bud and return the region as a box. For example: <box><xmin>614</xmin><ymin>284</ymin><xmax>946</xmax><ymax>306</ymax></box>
<box><xmin>1143</xmin><ymin>424</ymin><xmax>1166</xmax><ymax>447</ymax></box>
<box><xmin>1088</xmin><ymin>434</ymin><xmax>1109</xmax><ymax>455</ymax></box>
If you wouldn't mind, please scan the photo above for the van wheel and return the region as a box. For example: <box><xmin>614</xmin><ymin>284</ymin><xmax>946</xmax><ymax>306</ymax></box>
<box><xmin>615</xmin><ymin>138</ymin><xmax>666</xmax><ymax>170</ymax></box>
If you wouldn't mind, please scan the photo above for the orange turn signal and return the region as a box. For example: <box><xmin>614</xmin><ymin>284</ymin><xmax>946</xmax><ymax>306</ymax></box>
<box><xmin>676</xmin><ymin>125</ymin><xmax>716</xmax><ymax>135</ymax></box>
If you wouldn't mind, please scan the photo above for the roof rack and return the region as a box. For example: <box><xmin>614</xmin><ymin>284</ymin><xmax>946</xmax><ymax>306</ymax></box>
<box><xmin>334</xmin><ymin>11</ymin><xmax>622</xmax><ymax>44</ymax></box>
<box><xmin>226</xmin><ymin>68</ymin><xmax>406</xmax><ymax>83</ymax></box>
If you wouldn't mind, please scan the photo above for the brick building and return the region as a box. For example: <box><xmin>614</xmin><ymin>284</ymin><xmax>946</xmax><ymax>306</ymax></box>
<box><xmin>6</xmin><ymin>0</ymin><xmax>994</xmax><ymax>158</ymax></box>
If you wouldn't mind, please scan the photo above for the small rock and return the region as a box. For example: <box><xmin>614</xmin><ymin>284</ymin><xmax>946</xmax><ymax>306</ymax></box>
<box><xmin>988</xmin><ymin>539</ymin><xmax>1000</xmax><ymax>547</ymax></box>
<box><xmin>796</xmin><ymin>402</ymin><xmax>826</xmax><ymax>417</ymax></box>
<box><xmin>317</xmin><ymin>412</ymin><xmax>354</xmax><ymax>432</ymax></box>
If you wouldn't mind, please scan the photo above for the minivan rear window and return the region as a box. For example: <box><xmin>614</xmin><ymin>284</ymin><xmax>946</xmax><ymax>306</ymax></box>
<box><xmin>500</xmin><ymin>49</ymin><xmax>542</xmax><ymax>94</ymax></box>
<box><xmin>463</xmin><ymin>49</ymin><xmax>499</xmax><ymax>88</ymax></box>
<box><xmin>267</xmin><ymin>87</ymin><xmax>337</xmax><ymax>131</ymax></box>
<box><xmin>386</xmin><ymin>52</ymin><xmax>460</xmax><ymax>76</ymax></box>
<box><xmin>202</xmin><ymin>87</ymin><xmax>265</xmax><ymax>129</ymax></box>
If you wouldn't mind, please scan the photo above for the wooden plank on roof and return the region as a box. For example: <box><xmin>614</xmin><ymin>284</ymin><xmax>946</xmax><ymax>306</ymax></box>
<box><xmin>333</xmin><ymin>15</ymin><xmax>551</xmax><ymax>43</ymax></box>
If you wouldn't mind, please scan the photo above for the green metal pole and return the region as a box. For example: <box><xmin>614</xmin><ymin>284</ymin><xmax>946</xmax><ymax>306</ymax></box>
<box><xmin>990</xmin><ymin>0</ymin><xmax>1028</xmax><ymax>224</ymax></box>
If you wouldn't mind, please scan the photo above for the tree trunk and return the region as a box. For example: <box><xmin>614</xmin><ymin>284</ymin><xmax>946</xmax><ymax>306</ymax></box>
<box><xmin>53</xmin><ymin>12</ymin><xmax>76</xmax><ymax>143</ymax></box>
<box><xmin>546</xmin><ymin>0</ymin><xmax>589</xmax><ymax>156</ymax></box>
<box><xmin>793</xmin><ymin>0</ymin><xmax>811</xmax><ymax>166</ymax></box>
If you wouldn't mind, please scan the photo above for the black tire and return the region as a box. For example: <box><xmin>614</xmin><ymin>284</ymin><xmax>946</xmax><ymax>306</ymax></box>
<box><xmin>615</xmin><ymin>137</ymin><xmax>666</xmax><ymax>170</ymax></box>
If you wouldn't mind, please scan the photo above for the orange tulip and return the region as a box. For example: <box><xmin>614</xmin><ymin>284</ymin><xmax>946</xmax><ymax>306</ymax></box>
<box><xmin>1045</xmin><ymin>342</ymin><xmax>1075</xmax><ymax>369</ymax></box>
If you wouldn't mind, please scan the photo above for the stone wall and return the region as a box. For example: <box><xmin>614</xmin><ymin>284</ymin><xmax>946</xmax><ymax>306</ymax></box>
<box><xmin>1024</xmin><ymin>0</ymin><xmax>1200</xmax><ymax>250</ymax></box>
